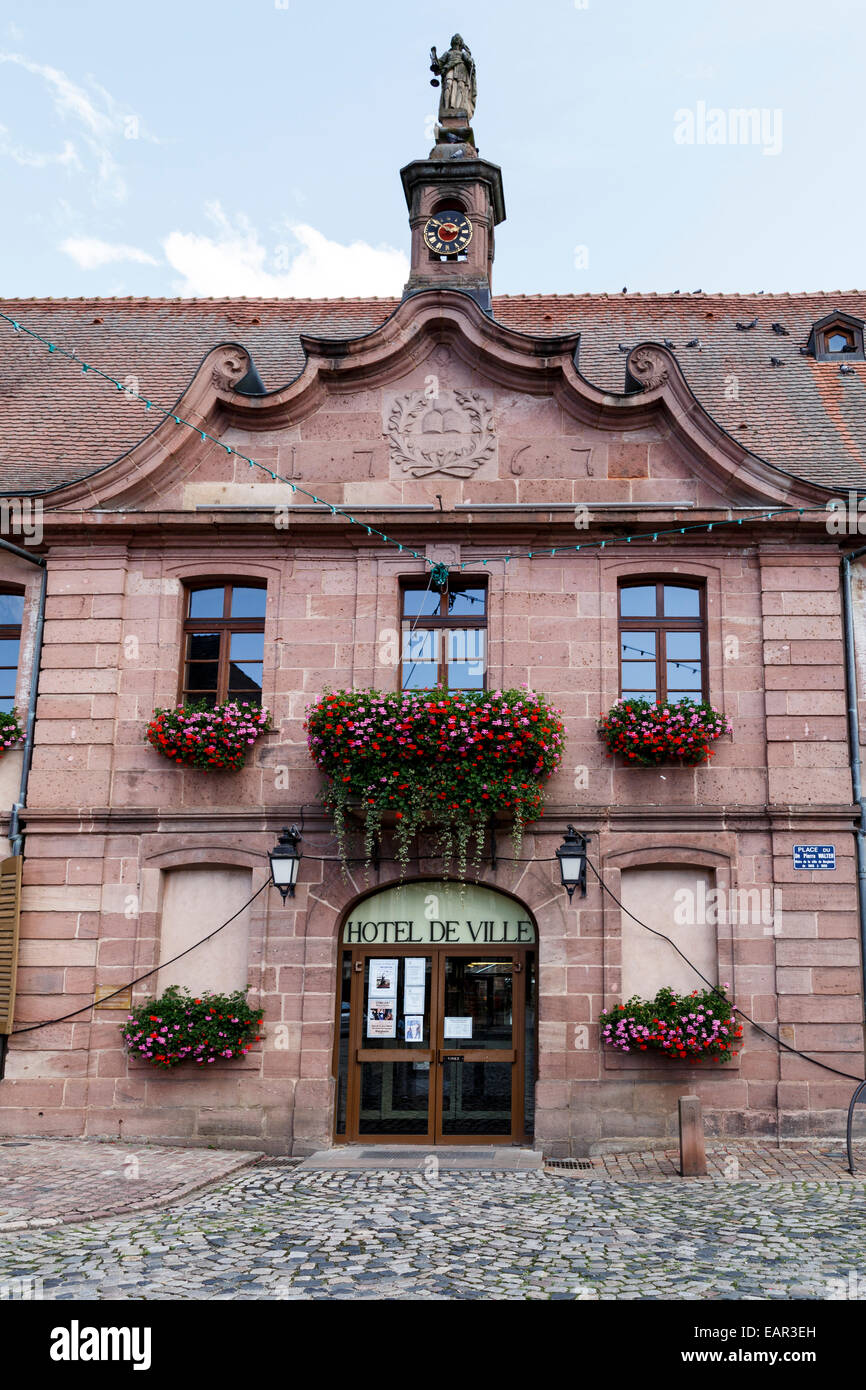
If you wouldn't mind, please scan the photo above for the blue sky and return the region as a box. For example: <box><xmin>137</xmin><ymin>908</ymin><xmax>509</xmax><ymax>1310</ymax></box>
<box><xmin>1</xmin><ymin>0</ymin><xmax>864</xmax><ymax>298</ymax></box>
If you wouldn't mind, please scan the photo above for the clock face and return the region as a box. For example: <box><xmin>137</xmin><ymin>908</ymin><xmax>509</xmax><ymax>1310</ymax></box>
<box><xmin>423</xmin><ymin>210</ymin><xmax>473</xmax><ymax>256</ymax></box>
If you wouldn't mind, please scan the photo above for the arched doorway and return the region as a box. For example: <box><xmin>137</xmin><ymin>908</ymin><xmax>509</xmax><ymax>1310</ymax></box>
<box><xmin>332</xmin><ymin>881</ymin><xmax>538</xmax><ymax>1145</ymax></box>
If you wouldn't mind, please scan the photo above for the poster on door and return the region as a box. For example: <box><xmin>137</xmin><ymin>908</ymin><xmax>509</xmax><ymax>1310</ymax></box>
<box><xmin>369</xmin><ymin>960</ymin><xmax>398</xmax><ymax>997</ymax></box>
<box><xmin>404</xmin><ymin>1016</ymin><xmax>423</xmax><ymax>1042</ymax></box>
<box><xmin>367</xmin><ymin>1002</ymin><xmax>396</xmax><ymax>1038</ymax></box>
<box><xmin>367</xmin><ymin>958</ymin><xmax>398</xmax><ymax>1038</ymax></box>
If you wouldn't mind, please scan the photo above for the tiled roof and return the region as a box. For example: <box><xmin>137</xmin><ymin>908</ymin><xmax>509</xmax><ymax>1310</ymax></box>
<box><xmin>1</xmin><ymin>292</ymin><xmax>864</xmax><ymax>493</ymax></box>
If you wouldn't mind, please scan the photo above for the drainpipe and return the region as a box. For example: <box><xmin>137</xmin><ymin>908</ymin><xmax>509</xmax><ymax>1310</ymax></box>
<box><xmin>841</xmin><ymin>545</ymin><xmax>866</xmax><ymax>1020</ymax></box>
<box><xmin>0</xmin><ymin>538</ymin><xmax>46</xmax><ymax>1081</ymax></box>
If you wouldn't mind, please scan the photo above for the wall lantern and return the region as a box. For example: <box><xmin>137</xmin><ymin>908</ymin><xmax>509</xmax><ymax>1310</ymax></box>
<box><xmin>269</xmin><ymin>825</ymin><xmax>302</xmax><ymax>901</ymax></box>
<box><xmin>556</xmin><ymin>825</ymin><xmax>589</xmax><ymax>900</ymax></box>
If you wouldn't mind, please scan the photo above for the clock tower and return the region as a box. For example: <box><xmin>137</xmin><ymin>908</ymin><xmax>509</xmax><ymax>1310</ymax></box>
<box><xmin>401</xmin><ymin>34</ymin><xmax>505</xmax><ymax>313</ymax></box>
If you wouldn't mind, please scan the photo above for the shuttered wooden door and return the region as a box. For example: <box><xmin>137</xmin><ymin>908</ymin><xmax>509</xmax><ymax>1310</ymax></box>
<box><xmin>0</xmin><ymin>856</ymin><xmax>23</xmax><ymax>1034</ymax></box>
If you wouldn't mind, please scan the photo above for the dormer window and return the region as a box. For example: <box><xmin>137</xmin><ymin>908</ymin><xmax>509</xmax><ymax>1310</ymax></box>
<box><xmin>806</xmin><ymin>312</ymin><xmax>865</xmax><ymax>362</ymax></box>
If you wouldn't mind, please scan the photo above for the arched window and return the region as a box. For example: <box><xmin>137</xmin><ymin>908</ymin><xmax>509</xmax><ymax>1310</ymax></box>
<box><xmin>0</xmin><ymin>589</ymin><xmax>25</xmax><ymax>713</ymax></box>
<box><xmin>158</xmin><ymin>864</ymin><xmax>253</xmax><ymax>996</ymax></box>
<box><xmin>180</xmin><ymin>581</ymin><xmax>266</xmax><ymax>707</ymax></box>
<box><xmin>618</xmin><ymin>579</ymin><xmax>706</xmax><ymax>704</ymax></box>
<box><xmin>619</xmin><ymin>864</ymin><xmax>719</xmax><ymax>998</ymax></box>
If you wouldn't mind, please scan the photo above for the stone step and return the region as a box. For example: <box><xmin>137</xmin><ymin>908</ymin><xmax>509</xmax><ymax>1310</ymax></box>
<box><xmin>296</xmin><ymin>1145</ymin><xmax>544</xmax><ymax>1170</ymax></box>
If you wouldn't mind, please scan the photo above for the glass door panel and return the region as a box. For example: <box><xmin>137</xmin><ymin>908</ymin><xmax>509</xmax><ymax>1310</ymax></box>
<box><xmin>441</xmin><ymin>1060</ymin><xmax>512</xmax><ymax>1136</ymax></box>
<box><xmin>358</xmin><ymin>1061</ymin><xmax>430</xmax><ymax>1136</ymax></box>
<box><xmin>437</xmin><ymin>955</ymin><xmax>515</xmax><ymax>1138</ymax></box>
<box><xmin>356</xmin><ymin>955</ymin><xmax>434</xmax><ymax>1138</ymax></box>
<box><xmin>442</xmin><ymin>956</ymin><xmax>513</xmax><ymax>1049</ymax></box>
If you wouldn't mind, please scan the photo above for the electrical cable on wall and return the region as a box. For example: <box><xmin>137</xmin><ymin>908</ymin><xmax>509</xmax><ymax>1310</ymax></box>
<box><xmin>12</xmin><ymin>851</ymin><xmax>865</xmax><ymax>1091</ymax></box>
<box><xmin>9</xmin><ymin>880</ymin><xmax>269</xmax><ymax>1035</ymax></box>
<box><xmin>585</xmin><ymin>857</ymin><xmax>866</xmax><ymax>1084</ymax></box>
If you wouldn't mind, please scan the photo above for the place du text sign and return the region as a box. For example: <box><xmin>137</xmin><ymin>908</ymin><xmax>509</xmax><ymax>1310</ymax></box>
<box><xmin>344</xmin><ymin>918</ymin><xmax>536</xmax><ymax>945</ymax></box>
<box><xmin>792</xmin><ymin>845</ymin><xmax>836</xmax><ymax>871</ymax></box>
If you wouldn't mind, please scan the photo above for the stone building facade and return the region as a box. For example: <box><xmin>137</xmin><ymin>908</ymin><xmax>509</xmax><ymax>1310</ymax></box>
<box><xmin>1</xmin><ymin>108</ymin><xmax>866</xmax><ymax>1156</ymax></box>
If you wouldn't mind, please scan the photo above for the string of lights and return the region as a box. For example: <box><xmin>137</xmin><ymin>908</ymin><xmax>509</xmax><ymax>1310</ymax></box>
<box><xmin>0</xmin><ymin>310</ymin><xmax>828</xmax><ymax>572</ymax></box>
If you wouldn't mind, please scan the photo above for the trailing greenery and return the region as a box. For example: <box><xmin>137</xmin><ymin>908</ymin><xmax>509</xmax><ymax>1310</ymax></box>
<box><xmin>600</xmin><ymin>985</ymin><xmax>742</xmax><ymax>1061</ymax></box>
<box><xmin>120</xmin><ymin>985</ymin><xmax>264</xmax><ymax>1068</ymax></box>
<box><xmin>598</xmin><ymin>697</ymin><xmax>731</xmax><ymax>766</ymax></box>
<box><xmin>306</xmin><ymin>686</ymin><xmax>565</xmax><ymax>878</ymax></box>
<box><xmin>146</xmin><ymin>700</ymin><xmax>271</xmax><ymax>771</ymax></box>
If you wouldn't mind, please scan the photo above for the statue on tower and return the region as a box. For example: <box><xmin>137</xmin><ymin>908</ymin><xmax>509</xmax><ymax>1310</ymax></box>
<box><xmin>430</xmin><ymin>34</ymin><xmax>477</xmax><ymax>123</ymax></box>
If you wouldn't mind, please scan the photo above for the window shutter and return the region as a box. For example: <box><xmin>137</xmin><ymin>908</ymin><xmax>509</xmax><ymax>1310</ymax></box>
<box><xmin>0</xmin><ymin>855</ymin><xmax>23</xmax><ymax>1034</ymax></box>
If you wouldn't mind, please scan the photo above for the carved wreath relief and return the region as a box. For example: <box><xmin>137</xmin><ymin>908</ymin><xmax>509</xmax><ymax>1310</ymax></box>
<box><xmin>387</xmin><ymin>387</ymin><xmax>496</xmax><ymax>478</ymax></box>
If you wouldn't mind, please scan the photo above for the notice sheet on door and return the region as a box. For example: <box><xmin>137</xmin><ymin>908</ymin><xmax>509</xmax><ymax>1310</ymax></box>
<box><xmin>443</xmin><ymin>1016</ymin><xmax>473</xmax><ymax>1040</ymax></box>
<box><xmin>400</xmin><ymin>957</ymin><xmax>426</xmax><ymax>1043</ymax></box>
<box><xmin>402</xmin><ymin>957</ymin><xmax>426</xmax><ymax>1018</ymax></box>
<box><xmin>367</xmin><ymin>958</ymin><xmax>398</xmax><ymax>1038</ymax></box>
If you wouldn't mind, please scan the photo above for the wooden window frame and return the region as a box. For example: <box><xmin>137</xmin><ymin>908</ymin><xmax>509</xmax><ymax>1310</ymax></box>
<box><xmin>824</xmin><ymin>328</ymin><xmax>857</xmax><ymax>354</ymax></box>
<box><xmin>179</xmin><ymin>581</ymin><xmax>266</xmax><ymax>707</ymax></box>
<box><xmin>0</xmin><ymin>587</ymin><xmax>24</xmax><ymax>715</ymax></box>
<box><xmin>399</xmin><ymin>577</ymin><xmax>488</xmax><ymax>693</ymax></box>
<box><xmin>618</xmin><ymin>578</ymin><xmax>707</xmax><ymax>704</ymax></box>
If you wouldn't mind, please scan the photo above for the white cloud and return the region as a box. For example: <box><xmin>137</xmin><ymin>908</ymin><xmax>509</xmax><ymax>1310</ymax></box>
<box><xmin>0</xmin><ymin>123</ymin><xmax>80</xmax><ymax>170</ymax></box>
<box><xmin>0</xmin><ymin>51</ymin><xmax>155</xmax><ymax>201</ymax></box>
<box><xmin>60</xmin><ymin>236</ymin><xmax>159</xmax><ymax>269</ymax></box>
<box><xmin>162</xmin><ymin>203</ymin><xmax>407</xmax><ymax>298</ymax></box>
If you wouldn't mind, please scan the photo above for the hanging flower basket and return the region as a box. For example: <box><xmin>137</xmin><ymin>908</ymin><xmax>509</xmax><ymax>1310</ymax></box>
<box><xmin>600</xmin><ymin>985</ymin><xmax>742</xmax><ymax>1062</ymax></box>
<box><xmin>598</xmin><ymin>698</ymin><xmax>731</xmax><ymax>766</ymax></box>
<box><xmin>146</xmin><ymin>700</ymin><xmax>271</xmax><ymax>771</ymax></box>
<box><xmin>0</xmin><ymin>709</ymin><xmax>25</xmax><ymax>755</ymax></box>
<box><xmin>120</xmin><ymin>986</ymin><xmax>264</xmax><ymax>1068</ymax></box>
<box><xmin>306</xmin><ymin>686</ymin><xmax>565</xmax><ymax>877</ymax></box>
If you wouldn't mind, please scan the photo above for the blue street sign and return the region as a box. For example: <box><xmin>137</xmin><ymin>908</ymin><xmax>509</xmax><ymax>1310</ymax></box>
<box><xmin>792</xmin><ymin>845</ymin><xmax>836</xmax><ymax>871</ymax></box>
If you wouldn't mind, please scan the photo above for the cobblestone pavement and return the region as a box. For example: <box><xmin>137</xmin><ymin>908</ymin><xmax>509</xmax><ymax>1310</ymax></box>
<box><xmin>549</xmin><ymin>1143</ymin><xmax>863</xmax><ymax>1181</ymax></box>
<box><xmin>0</xmin><ymin>1139</ymin><xmax>262</xmax><ymax>1231</ymax></box>
<box><xmin>1</xmin><ymin>1162</ymin><xmax>865</xmax><ymax>1300</ymax></box>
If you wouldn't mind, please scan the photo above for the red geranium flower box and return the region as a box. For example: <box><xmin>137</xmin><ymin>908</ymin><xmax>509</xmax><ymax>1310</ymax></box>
<box><xmin>599</xmin><ymin>698</ymin><xmax>731</xmax><ymax>767</ymax></box>
<box><xmin>146</xmin><ymin>700</ymin><xmax>272</xmax><ymax>772</ymax></box>
<box><xmin>305</xmin><ymin>685</ymin><xmax>565</xmax><ymax>876</ymax></box>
